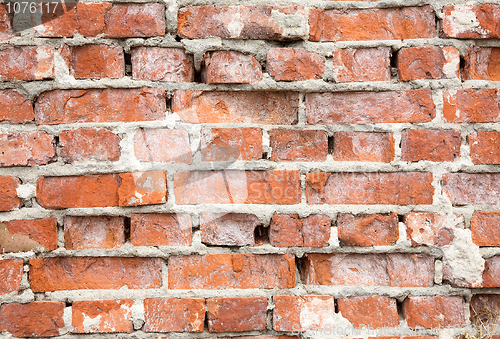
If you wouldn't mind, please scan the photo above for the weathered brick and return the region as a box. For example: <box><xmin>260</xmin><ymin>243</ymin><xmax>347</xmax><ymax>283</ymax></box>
<box><xmin>338</xmin><ymin>296</ymin><xmax>399</xmax><ymax>329</ymax></box>
<box><xmin>471</xmin><ymin>212</ymin><xmax>500</xmax><ymax>246</ymax></box>
<box><xmin>59</xmin><ymin>129</ymin><xmax>121</xmax><ymax>163</ymax></box>
<box><xmin>404</xmin><ymin>213</ymin><xmax>464</xmax><ymax>247</ymax></box>
<box><xmin>201</xmin><ymin>128</ymin><xmax>262</xmax><ymax>162</ymax></box>
<box><xmin>273</xmin><ymin>295</ymin><xmax>335</xmax><ymax>332</ymax></box>
<box><xmin>306</xmin><ymin>90</ymin><xmax>435</xmax><ymax>124</ymax></box>
<box><xmin>442</xmin><ymin>173</ymin><xmax>500</xmax><ymax>205</ymax></box>
<box><xmin>267</xmin><ymin>48</ymin><xmax>325</xmax><ymax>81</ymax></box>
<box><xmin>269</xmin><ymin>214</ymin><xmax>331</xmax><ymax>247</ymax></box>
<box><xmin>0</xmin><ymin>46</ymin><xmax>54</xmax><ymax>81</ymax></box>
<box><xmin>172</xmin><ymin>90</ymin><xmax>298</xmax><ymax>124</ymax></box>
<box><xmin>306</xmin><ymin>172</ymin><xmax>434</xmax><ymax>205</ymax></box>
<box><xmin>469</xmin><ymin>131</ymin><xmax>500</xmax><ymax>165</ymax></box>
<box><xmin>200</xmin><ymin>212</ymin><xmax>262</xmax><ymax>246</ymax></box>
<box><xmin>302</xmin><ymin>253</ymin><xmax>434</xmax><ymax>287</ymax></box>
<box><xmin>0</xmin><ymin>90</ymin><xmax>34</xmax><ymax>123</ymax></box>
<box><xmin>401</xmin><ymin>129</ymin><xmax>461</xmax><ymax>162</ymax></box>
<box><xmin>482</xmin><ymin>256</ymin><xmax>500</xmax><ymax>287</ymax></box>
<box><xmin>35</xmin><ymin>88</ymin><xmax>165</xmax><ymax>125</ymax></box>
<box><xmin>134</xmin><ymin>129</ymin><xmax>192</xmax><ymax>164</ymax></box>
<box><xmin>332</xmin><ymin>131</ymin><xmax>394</xmax><ymax>162</ymax></box>
<box><xmin>332</xmin><ymin>47</ymin><xmax>391</xmax><ymax>82</ymax></box>
<box><xmin>37</xmin><ymin>171</ymin><xmax>166</xmax><ymax>208</ymax></box>
<box><xmin>310</xmin><ymin>6</ymin><xmax>436</xmax><ymax>41</ymax></box>
<box><xmin>398</xmin><ymin>46</ymin><xmax>459</xmax><ymax>81</ymax></box>
<box><xmin>443</xmin><ymin>5</ymin><xmax>500</xmax><ymax>39</ymax></box>
<box><xmin>29</xmin><ymin>257</ymin><xmax>162</xmax><ymax>292</ymax></box>
<box><xmin>337</xmin><ymin>213</ymin><xmax>399</xmax><ymax>246</ymax></box>
<box><xmin>132</xmin><ymin>47</ymin><xmax>194</xmax><ymax>81</ymax></box>
<box><xmin>269</xmin><ymin>129</ymin><xmax>328</xmax><ymax>162</ymax></box>
<box><xmin>168</xmin><ymin>253</ymin><xmax>295</xmax><ymax>289</ymax></box>
<box><xmin>470</xmin><ymin>294</ymin><xmax>500</xmax><ymax>325</ymax></box>
<box><xmin>464</xmin><ymin>46</ymin><xmax>500</xmax><ymax>81</ymax></box>
<box><xmin>0</xmin><ymin>5</ymin><xmax>14</xmax><ymax>41</ymax></box>
<box><xmin>175</xmin><ymin>170</ymin><xmax>300</xmax><ymax>205</ymax></box>
<box><xmin>0</xmin><ymin>259</ymin><xmax>23</xmax><ymax>295</ymax></box>
<box><xmin>1</xmin><ymin>217</ymin><xmax>58</xmax><ymax>253</ymax></box>
<box><xmin>64</xmin><ymin>216</ymin><xmax>125</xmax><ymax>250</ymax></box>
<box><xmin>178</xmin><ymin>6</ymin><xmax>306</xmax><ymax>40</ymax></box>
<box><xmin>443</xmin><ymin>89</ymin><xmax>500</xmax><ymax>123</ymax></box>
<box><xmin>0</xmin><ymin>132</ymin><xmax>56</xmax><ymax>167</ymax></box>
<box><xmin>60</xmin><ymin>44</ymin><xmax>124</xmax><ymax>79</ymax></box>
<box><xmin>130</xmin><ymin>213</ymin><xmax>192</xmax><ymax>246</ymax></box>
<box><xmin>72</xmin><ymin>300</ymin><xmax>133</xmax><ymax>333</ymax></box>
<box><xmin>206</xmin><ymin>337</ymin><xmax>298</xmax><ymax>339</ymax></box>
<box><xmin>144</xmin><ymin>298</ymin><xmax>205</xmax><ymax>332</ymax></box>
<box><xmin>207</xmin><ymin>297</ymin><xmax>267</xmax><ymax>332</ymax></box>
<box><xmin>201</xmin><ymin>51</ymin><xmax>262</xmax><ymax>84</ymax></box>
<box><xmin>0</xmin><ymin>302</ymin><xmax>65</xmax><ymax>337</ymax></box>
<box><xmin>0</xmin><ymin>177</ymin><xmax>20</xmax><ymax>211</ymax></box>
<box><xmin>403</xmin><ymin>296</ymin><xmax>465</xmax><ymax>329</ymax></box>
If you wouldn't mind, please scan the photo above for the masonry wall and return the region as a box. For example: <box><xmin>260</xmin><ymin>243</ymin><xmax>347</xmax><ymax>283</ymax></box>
<box><xmin>0</xmin><ymin>0</ymin><xmax>499</xmax><ymax>338</ymax></box>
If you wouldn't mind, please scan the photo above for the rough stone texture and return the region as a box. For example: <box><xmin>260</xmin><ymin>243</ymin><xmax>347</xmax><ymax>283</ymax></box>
<box><xmin>0</xmin><ymin>302</ymin><xmax>65</xmax><ymax>337</ymax></box>
<box><xmin>200</xmin><ymin>212</ymin><xmax>262</xmax><ymax>246</ymax></box>
<box><xmin>1</xmin><ymin>217</ymin><xmax>58</xmax><ymax>253</ymax></box>
<box><xmin>0</xmin><ymin>259</ymin><xmax>23</xmax><ymax>295</ymax></box>
<box><xmin>397</xmin><ymin>46</ymin><xmax>460</xmax><ymax>81</ymax></box>
<box><xmin>134</xmin><ymin>129</ymin><xmax>192</xmax><ymax>164</ymax></box>
<box><xmin>201</xmin><ymin>51</ymin><xmax>262</xmax><ymax>84</ymax></box>
<box><xmin>72</xmin><ymin>300</ymin><xmax>133</xmax><ymax>333</ymax></box>
<box><xmin>172</xmin><ymin>90</ymin><xmax>298</xmax><ymax>124</ymax></box>
<box><xmin>302</xmin><ymin>253</ymin><xmax>434</xmax><ymax>287</ymax></box>
<box><xmin>464</xmin><ymin>46</ymin><xmax>500</xmax><ymax>81</ymax></box>
<box><xmin>132</xmin><ymin>47</ymin><xmax>194</xmax><ymax>81</ymax></box>
<box><xmin>29</xmin><ymin>257</ymin><xmax>162</xmax><ymax>292</ymax></box>
<box><xmin>443</xmin><ymin>88</ymin><xmax>500</xmax><ymax>123</ymax></box>
<box><xmin>267</xmin><ymin>48</ymin><xmax>325</xmax><ymax>81</ymax></box>
<box><xmin>442</xmin><ymin>173</ymin><xmax>500</xmax><ymax>205</ymax></box>
<box><xmin>64</xmin><ymin>216</ymin><xmax>125</xmax><ymax>250</ymax></box>
<box><xmin>269</xmin><ymin>214</ymin><xmax>331</xmax><ymax>247</ymax></box>
<box><xmin>401</xmin><ymin>129</ymin><xmax>461</xmax><ymax>162</ymax></box>
<box><xmin>59</xmin><ymin>129</ymin><xmax>121</xmax><ymax>163</ymax></box>
<box><xmin>442</xmin><ymin>5</ymin><xmax>500</xmax><ymax>39</ymax></box>
<box><xmin>337</xmin><ymin>213</ymin><xmax>399</xmax><ymax>246</ymax></box>
<box><xmin>59</xmin><ymin>44</ymin><xmax>124</xmax><ymax>79</ymax></box>
<box><xmin>332</xmin><ymin>47</ymin><xmax>391</xmax><ymax>82</ymax></box>
<box><xmin>0</xmin><ymin>90</ymin><xmax>34</xmax><ymax>123</ymax></box>
<box><xmin>130</xmin><ymin>213</ymin><xmax>192</xmax><ymax>246</ymax></box>
<box><xmin>403</xmin><ymin>213</ymin><xmax>464</xmax><ymax>247</ymax></box>
<box><xmin>273</xmin><ymin>295</ymin><xmax>335</xmax><ymax>332</ymax></box>
<box><xmin>0</xmin><ymin>132</ymin><xmax>56</xmax><ymax>167</ymax></box>
<box><xmin>337</xmin><ymin>296</ymin><xmax>399</xmax><ymax>329</ymax></box>
<box><xmin>482</xmin><ymin>256</ymin><xmax>500</xmax><ymax>287</ymax></box>
<box><xmin>471</xmin><ymin>212</ymin><xmax>500</xmax><ymax>246</ymax></box>
<box><xmin>144</xmin><ymin>298</ymin><xmax>205</xmax><ymax>332</ymax></box>
<box><xmin>207</xmin><ymin>297</ymin><xmax>267</xmax><ymax>332</ymax></box>
<box><xmin>332</xmin><ymin>131</ymin><xmax>394</xmax><ymax>162</ymax></box>
<box><xmin>0</xmin><ymin>177</ymin><xmax>20</xmax><ymax>211</ymax></box>
<box><xmin>470</xmin><ymin>294</ymin><xmax>500</xmax><ymax>325</ymax></box>
<box><xmin>306</xmin><ymin>172</ymin><xmax>434</xmax><ymax>205</ymax></box>
<box><xmin>269</xmin><ymin>129</ymin><xmax>328</xmax><ymax>162</ymax></box>
<box><xmin>469</xmin><ymin>131</ymin><xmax>500</xmax><ymax>165</ymax></box>
<box><xmin>0</xmin><ymin>46</ymin><xmax>54</xmax><ymax>81</ymax></box>
<box><xmin>201</xmin><ymin>127</ymin><xmax>262</xmax><ymax>162</ymax></box>
<box><xmin>168</xmin><ymin>254</ymin><xmax>295</xmax><ymax>289</ymax></box>
<box><xmin>403</xmin><ymin>296</ymin><xmax>465</xmax><ymax>329</ymax></box>
<box><xmin>306</xmin><ymin>90</ymin><xmax>435</xmax><ymax>124</ymax></box>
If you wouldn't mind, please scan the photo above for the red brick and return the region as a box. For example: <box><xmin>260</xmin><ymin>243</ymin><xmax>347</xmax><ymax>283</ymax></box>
<box><xmin>172</xmin><ymin>90</ymin><xmax>298</xmax><ymax>124</ymax></box>
<box><xmin>35</xmin><ymin>88</ymin><xmax>165</xmax><ymax>125</ymax></box>
<box><xmin>0</xmin><ymin>5</ymin><xmax>14</xmax><ymax>41</ymax></box>
<box><xmin>306</xmin><ymin>90</ymin><xmax>435</xmax><ymax>124</ymax></box>
<box><xmin>200</xmin><ymin>212</ymin><xmax>262</xmax><ymax>246</ymax></box>
<box><xmin>310</xmin><ymin>6</ymin><xmax>436</xmax><ymax>41</ymax></box>
<box><xmin>471</xmin><ymin>212</ymin><xmax>500</xmax><ymax>246</ymax></box>
<box><xmin>332</xmin><ymin>131</ymin><xmax>394</xmax><ymax>162</ymax></box>
<box><xmin>0</xmin><ymin>46</ymin><xmax>53</xmax><ymax>81</ymax></box>
<box><xmin>443</xmin><ymin>5</ymin><xmax>500</xmax><ymax>39</ymax></box>
<box><xmin>337</xmin><ymin>213</ymin><xmax>399</xmax><ymax>246</ymax></box>
<box><xmin>64</xmin><ymin>216</ymin><xmax>125</xmax><ymax>250</ymax></box>
<box><xmin>1</xmin><ymin>217</ymin><xmax>58</xmax><ymax>253</ymax></box>
<box><xmin>273</xmin><ymin>295</ymin><xmax>335</xmax><ymax>332</ymax></box>
<box><xmin>398</xmin><ymin>46</ymin><xmax>459</xmax><ymax>81</ymax></box>
<box><xmin>72</xmin><ymin>300</ymin><xmax>133</xmax><ymax>333</ymax></box>
<box><xmin>404</xmin><ymin>213</ymin><xmax>464</xmax><ymax>247</ymax></box>
<box><xmin>482</xmin><ymin>256</ymin><xmax>500</xmax><ymax>287</ymax></box>
<box><xmin>270</xmin><ymin>214</ymin><xmax>330</xmax><ymax>247</ymax></box>
<box><xmin>470</xmin><ymin>294</ymin><xmax>500</xmax><ymax>325</ymax></box>
<box><xmin>306</xmin><ymin>172</ymin><xmax>434</xmax><ymax>205</ymax></box>
<box><xmin>168</xmin><ymin>253</ymin><xmax>295</xmax><ymax>289</ymax></box>
<box><xmin>201</xmin><ymin>128</ymin><xmax>262</xmax><ymax>162</ymax></box>
<box><xmin>302</xmin><ymin>253</ymin><xmax>434</xmax><ymax>287</ymax></box>
<box><xmin>0</xmin><ymin>132</ymin><xmax>56</xmax><ymax>167</ymax></box>
<box><xmin>207</xmin><ymin>337</ymin><xmax>298</xmax><ymax>339</ymax></box>
<box><xmin>0</xmin><ymin>90</ymin><xmax>34</xmax><ymax>123</ymax></box>
<box><xmin>175</xmin><ymin>170</ymin><xmax>300</xmax><ymax>205</ymax></box>
<box><xmin>131</xmin><ymin>213</ymin><xmax>192</xmax><ymax>246</ymax></box>
<box><xmin>269</xmin><ymin>129</ymin><xmax>328</xmax><ymax>162</ymax></box>
<box><xmin>29</xmin><ymin>257</ymin><xmax>162</xmax><ymax>292</ymax></box>
<box><xmin>178</xmin><ymin>6</ymin><xmax>306</xmax><ymax>40</ymax></box>
<box><xmin>60</xmin><ymin>44</ymin><xmax>124</xmax><ymax>79</ymax></box>
<box><xmin>0</xmin><ymin>177</ymin><xmax>20</xmax><ymax>211</ymax></box>
<box><xmin>60</xmin><ymin>128</ymin><xmax>121</xmax><ymax>163</ymax></box>
<box><xmin>0</xmin><ymin>259</ymin><xmax>23</xmax><ymax>295</ymax></box>
<box><xmin>401</xmin><ymin>129</ymin><xmax>461</xmax><ymax>162</ymax></box>
<box><xmin>442</xmin><ymin>173</ymin><xmax>500</xmax><ymax>205</ymax></box>
<box><xmin>201</xmin><ymin>51</ymin><xmax>262</xmax><ymax>84</ymax></box>
<box><xmin>35</xmin><ymin>3</ymin><xmax>164</xmax><ymax>38</ymax></box>
<box><xmin>0</xmin><ymin>302</ymin><xmax>64</xmax><ymax>337</ymax></box>
<box><xmin>132</xmin><ymin>47</ymin><xmax>194</xmax><ymax>81</ymax></box>
<box><xmin>338</xmin><ymin>296</ymin><xmax>399</xmax><ymax>329</ymax></box>
<box><xmin>267</xmin><ymin>48</ymin><xmax>325</xmax><ymax>81</ymax></box>
<box><xmin>403</xmin><ymin>296</ymin><xmax>465</xmax><ymax>329</ymax></box>
<box><xmin>464</xmin><ymin>46</ymin><xmax>500</xmax><ymax>80</ymax></box>
<box><xmin>332</xmin><ymin>48</ymin><xmax>390</xmax><ymax>82</ymax></box>
<box><xmin>144</xmin><ymin>298</ymin><xmax>205</xmax><ymax>332</ymax></box>
<box><xmin>469</xmin><ymin>131</ymin><xmax>500</xmax><ymax>165</ymax></box>
<box><xmin>443</xmin><ymin>88</ymin><xmax>500</xmax><ymax>123</ymax></box>
<box><xmin>207</xmin><ymin>297</ymin><xmax>267</xmax><ymax>332</ymax></box>
<box><xmin>37</xmin><ymin>171</ymin><xmax>166</xmax><ymax>208</ymax></box>
<box><xmin>134</xmin><ymin>129</ymin><xmax>192</xmax><ymax>164</ymax></box>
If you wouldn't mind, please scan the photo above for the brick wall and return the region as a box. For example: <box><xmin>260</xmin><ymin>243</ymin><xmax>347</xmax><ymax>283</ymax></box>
<box><xmin>0</xmin><ymin>0</ymin><xmax>498</xmax><ymax>338</ymax></box>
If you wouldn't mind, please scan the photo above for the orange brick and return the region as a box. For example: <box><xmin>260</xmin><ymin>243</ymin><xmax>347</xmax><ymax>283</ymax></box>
<box><xmin>469</xmin><ymin>131</ymin><xmax>500</xmax><ymax>164</ymax></box>
<box><xmin>332</xmin><ymin>131</ymin><xmax>394</xmax><ymax>162</ymax></box>
<box><xmin>337</xmin><ymin>213</ymin><xmax>399</xmax><ymax>246</ymax></box>
<box><xmin>267</xmin><ymin>48</ymin><xmax>325</xmax><ymax>81</ymax></box>
<box><xmin>0</xmin><ymin>132</ymin><xmax>56</xmax><ymax>167</ymax></box>
<box><xmin>269</xmin><ymin>214</ymin><xmax>331</xmax><ymax>247</ymax></box>
<box><xmin>0</xmin><ymin>302</ymin><xmax>65</xmax><ymax>337</ymax></box>
<box><xmin>72</xmin><ymin>300</ymin><xmax>133</xmax><ymax>333</ymax></box>
<box><xmin>134</xmin><ymin>129</ymin><xmax>192</xmax><ymax>164</ymax></box>
<box><xmin>0</xmin><ymin>90</ymin><xmax>34</xmax><ymax>123</ymax></box>
<box><xmin>443</xmin><ymin>5</ymin><xmax>500</xmax><ymax>39</ymax></box>
<box><xmin>0</xmin><ymin>177</ymin><xmax>20</xmax><ymax>211</ymax></box>
<box><xmin>60</xmin><ymin>44</ymin><xmax>124</xmax><ymax>79</ymax></box>
<box><xmin>404</xmin><ymin>213</ymin><xmax>464</xmax><ymax>247</ymax></box>
<box><xmin>338</xmin><ymin>296</ymin><xmax>399</xmax><ymax>329</ymax></box>
<box><xmin>207</xmin><ymin>297</ymin><xmax>267</xmax><ymax>332</ymax></box>
<box><xmin>1</xmin><ymin>217</ymin><xmax>58</xmax><ymax>253</ymax></box>
<box><xmin>332</xmin><ymin>48</ymin><xmax>390</xmax><ymax>82</ymax></box>
<box><xmin>201</xmin><ymin>128</ymin><xmax>262</xmax><ymax>162</ymax></box>
<box><xmin>0</xmin><ymin>46</ymin><xmax>54</xmax><ymax>80</ymax></box>
<box><xmin>443</xmin><ymin>89</ymin><xmax>500</xmax><ymax>123</ymax></box>
<box><xmin>269</xmin><ymin>129</ymin><xmax>328</xmax><ymax>162</ymax></box>
<box><xmin>0</xmin><ymin>5</ymin><xmax>14</xmax><ymax>41</ymax></box>
<box><xmin>273</xmin><ymin>295</ymin><xmax>335</xmax><ymax>332</ymax></box>
<box><xmin>59</xmin><ymin>129</ymin><xmax>121</xmax><ymax>163</ymax></box>
<box><xmin>404</xmin><ymin>296</ymin><xmax>465</xmax><ymax>329</ymax></box>
<box><xmin>144</xmin><ymin>298</ymin><xmax>205</xmax><ymax>332</ymax></box>
<box><xmin>132</xmin><ymin>47</ymin><xmax>194</xmax><ymax>81</ymax></box>
<box><xmin>471</xmin><ymin>212</ymin><xmax>500</xmax><ymax>246</ymax></box>
<box><xmin>442</xmin><ymin>173</ymin><xmax>500</xmax><ymax>205</ymax></box>
<box><xmin>200</xmin><ymin>212</ymin><xmax>262</xmax><ymax>246</ymax></box>
<box><xmin>398</xmin><ymin>46</ymin><xmax>459</xmax><ymax>81</ymax></box>
<box><xmin>64</xmin><ymin>216</ymin><xmax>125</xmax><ymax>250</ymax></box>
<box><xmin>201</xmin><ymin>51</ymin><xmax>262</xmax><ymax>84</ymax></box>
<box><xmin>401</xmin><ymin>129</ymin><xmax>461</xmax><ymax>162</ymax></box>
<box><xmin>0</xmin><ymin>259</ymin><xmax>23</xmax><ymax>295</ymax></box>
<box><xmin>130</xmin><ymin>213</ymin><xmax>192</xmax><ymax>246</ymax></box>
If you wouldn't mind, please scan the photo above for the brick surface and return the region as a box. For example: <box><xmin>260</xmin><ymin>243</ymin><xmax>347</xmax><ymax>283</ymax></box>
<box><xmin>201</xmin><ymin>128</ymin><xmax>262</xmax><ymax>162</ymax></box>
<box><xmin>471</xmin><ymin>212</ymin><xmax>500</xmax><ymax>246</ymax></box>
<box><xmin>332</xmin><ymin>131</ymin><xmax>394</xmax><ymax>162</ymax></box>
<box><xmin>443</xmin><ymin>88</ymin><xmax>500</xmax><ymax>123</ymax></box>
<box><xmin>72</xmin><ymin>300</ymin><xmax>133</xmax><ymax>333</ymax></box>
<box><xmin>130</xmin><ymin>213</ymin><xmax>192</xmax><ymax>246</ymax></box>
<box><xmin>0</xmin><ymin>46</ymin><xmax>54</xmax><ymax>81</ymax></box>
<box><xmin>200</xmin><ymin>212</ymin><xmax>262</xmax><ymax>246</ymax></box>
<box><xmin>0</xmin><ymin>90</ymin><xmax>34</xmax><ymax>123</ymax></box>
<box><xmin>273</xmin><ymin>295</ymin><xmax>335</xmax><ymax>332</ymax></box>
<box><xmin>201</xmin><ymin>51</ymin><xmax>262</xmax><ymax>83</ymax></box>
<box><xmin>59</xmin><ymin>129</ymin><xmax>121</xmax><ymax>163</ymax></box>
<box><xmin>0</xmin><ymin>259</ymin><xmax>23</xmax><ymax>295</ymax></box>
<box><xmin>482</xmin><ymin>256</ymin><xmax>500</xmax><ymax>287</ymax></box>
<box><xmin>443</xmin><ymin>5</ymin><xmax>500</xmax><ymax>39</ymax></box>
<box><xmin>332</xmin><ymin>47</ymin><xmax>391</xmax><ymax>82</ymax></box>
<box><xmin>0</xmin><ymin>302</ymin><xmax>65</xmax><ymax>337</ymax></box>
<box><xmin>403</xmin><ymin>213</ymin><xmax>464</xmax><ymax>247</ymax></box>
<box><xmin>470</xmin><ymin>294</ymin><xmax>500</xmax><ymax>325</ymax></box>
<box><xmin>397</xmin><ymin>46</ymin><xmax>460</xmax><ymax>81</ymax></box>
<box><xmin>464</xmin><ymin>46</ymin><xmax>500</xmax><ymax>81</ymax></box>
<box><xmin>401</xmin><ymin>129</ymin><xmax>461</xmax><ymax>162</ymax></box>
<box><xmin>132</xmin><ymin>47</ymin><xmax>194</xmax><ymax>81</ymax></box>
<box><xmin>60</xmin><ymin>44</ymin><xmax>124</xmax><ymax>79</ymax></box>
<box><xmin>207</xmin><ymin>297</ymin><xmax>267</xmax><ymax>332</ymax></box>
<box><xmin>338</xmin><ymin>296</ymin><xmax>399</xmax><ymax>329</ymax></box>
<box><xmin>0</xmin><ymin>132</ymin><xmax>56</xmax><ymax>167</ymax></box>
<box><xmin>1</xmin><ymin>217</ymin><xmax>58</xmax><ymax>253</ymax></box>
<box><xmin>337</xmin><ymin>213</ymin><xmax>399</xmax><ymax>246</ymax></box>
<box><xmin>64</xmin><ymin>216</ymin><xmax>125</xmax><ymax>250</ymax></box>
<box><xmin>144</xmin><ymin>298</ymin><xmax>205</xmax><ymax>332</ymax></box>
<box><xmin>269</xmin><ymin>214</ymin><xmax>331</xmax><ymax>247</ymax></box>
<box><xmin>269</xmin><ymin>129</ymin><xmax>328</xmax><ymax>162</ymax></box>
<box><xmin>403</xmin><ymin>296</ymin><xmax>465</xmax><ymax>329</ymax></box>
<box><xmin>442</xmin><ymin>173</ymin><xmax>500</xmax><ymax>205</ymax></box>
<box><xmin>267</xmin><ymin>48</ymin><xmax>325</xmax><ymax>81</ymax></box>
<box><xmin>134</xmin><ymin>129</ymin><xmax>192</xmax><ymax>164</ymax></box>
<box><xmin>469</xmin><ymin>131</ymin><xmax>500</xmax><ymax>164</ymax></box>
<box><xmin>0</xmin><ymin>5</ymin><xmax>14</xmax><ymax>41</ymax></box>
<box><xmin>0</xmin><ymin>177</ymin><xmax>20</xmax><ymax>212</ymax></box>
